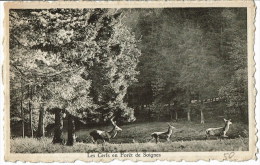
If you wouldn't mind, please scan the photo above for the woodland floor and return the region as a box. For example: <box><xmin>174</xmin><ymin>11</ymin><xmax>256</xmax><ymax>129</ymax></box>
<box><xmin>10</xmin><ymin>120</ymin><xmax>249</xmax><ymax>153</ymax></box>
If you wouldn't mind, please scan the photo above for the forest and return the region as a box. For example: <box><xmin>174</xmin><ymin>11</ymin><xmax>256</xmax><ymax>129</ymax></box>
<box><xmin>9</xmin><ymin>8</ymin><xmax>248</xmax><ymax>152</ymax></box>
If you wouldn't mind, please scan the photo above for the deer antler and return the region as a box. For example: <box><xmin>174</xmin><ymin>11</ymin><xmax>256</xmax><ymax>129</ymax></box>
<box><xmin>167</xmin><ymin>122</ymin><xmax>175</xmax><ymax>127</ymax></box>
<box><xmin>90</xmin><ymin>116</ymin><xmax>122</xmax><ymax>143</ymax></box>
<box><xmin>111</xmin><ymin>117</ymin><xmax>116</xmax><ymax>126</ymax></box>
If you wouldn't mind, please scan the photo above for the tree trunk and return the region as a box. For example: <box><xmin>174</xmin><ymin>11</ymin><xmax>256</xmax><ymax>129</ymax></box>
<box><xmin>200</xmin><ymin>109</ymin><xmax>205</xmax><ymax>124</ymax></box>
<box><xmin>169</xmin><ymin>104</ymin><xmax>172</xmax><ymax>120</ymax></box>
<box><xmin>187</xmin><ymin>90</ymin><xmax>192</xmax><ymax>122</ymax></box>
<box><xmin>187</xmin><ymin>110</ymin><xmax>191</xmax><ymax>122</ymax></box>
<box><xmin>66</xmin><ymin>113</ymin><xmax>75</xmax><ymax>146</ymax></box>
<box><xmin>29</xmin><ymin>107</ymin><xmax>33</xmax><ymax>138</ymax></box>
<box><xmin>52</xmin><ymin>109</ymin><xmax>63</xmax><ymax>144</ymax></box>
<box><xmin>21</xmin><ymin>100</ymin><xmax>24</xmax><ymax>138</ymax></box>
<box><xmin>37</xmin><ymin>106</ymin><xmax>45</xmax><ymax>138</ymax></box>
<box><xmin>28</xmin><ymin>85</ymin><xmax>33</xmax><ymax>138</ymax></box>
<box><xmin>20</xmin><ymin>78</ymin><xmax>24</xmax><ymax>138</ymax></box>
<box><xmin>175</xmin><ymin>109</ymin><xmax>178</xmax><ymax>122</ymax></box>
<box><xmin>199</xmin><ymin>95</ymin><xmax>205</xmax><ymax>124</ymax></box>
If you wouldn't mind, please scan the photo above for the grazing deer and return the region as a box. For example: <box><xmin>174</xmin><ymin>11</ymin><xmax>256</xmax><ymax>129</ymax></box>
<box><xmin>206</xmin><ymin>119</ymin><xmax>232</xmax><ymax>139</ymax></box>
<box><xmin>89</xmin><ymin>117</ymin><xmax>122</xmax><ymax>143</ymax></box>
<box><xmin>150</xmin><ymin>123</ymin><xmax>176</xmax><ymax>143</ymax></box>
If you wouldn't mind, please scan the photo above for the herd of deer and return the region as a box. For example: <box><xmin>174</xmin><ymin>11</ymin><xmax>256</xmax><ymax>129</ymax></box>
<box><xmin>89</xmin><ymin>117</ymin><xmax>232</xmax><ymax>144</ymax></box>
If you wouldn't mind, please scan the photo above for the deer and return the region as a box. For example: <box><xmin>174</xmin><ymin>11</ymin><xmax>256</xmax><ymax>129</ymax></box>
<box><xmin>89</xmin><ymin>117</ymin><xmax>122</xmax><ymax>143</ymax></box>
<box><xmin>205</xmin><ymin>119</ymin><xmax>232</xmax><ymax>139</ymax></box>
<box><xmin>150</xmin><ymin>123</ymin><xmax>176</xmax><ymax>143</ymax></box>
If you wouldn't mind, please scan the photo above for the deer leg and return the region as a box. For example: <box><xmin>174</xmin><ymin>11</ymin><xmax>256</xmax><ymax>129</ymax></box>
<box><xmin>91</xmin><ymin>137</ymin><xmax>96</xmax><ymax>144</ymax></box>
<box><xmin>61</xmin><ymin>139</ymin><xmax>65</xmax><ymax>145</ymax></box>
<box><xmin>149</xmin><ymin>137</ymin><xmax>154</xmax><ymax>142</ymax></box>
<box><xmin>223</xmin><ymin>131</ymin><xmax>228</xmax><ymax>138</ymax></box>
<box><xmin>155</xmin><ymin>137</ymin><xmax>158</xmax><ymax>144</ymax></box>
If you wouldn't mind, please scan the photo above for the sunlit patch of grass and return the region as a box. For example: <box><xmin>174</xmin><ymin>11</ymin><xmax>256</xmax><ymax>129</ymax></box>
<box><xmin>75</xmin><ymin>121</ymin><xmax>248</xmax><ymax>143</ymax></box>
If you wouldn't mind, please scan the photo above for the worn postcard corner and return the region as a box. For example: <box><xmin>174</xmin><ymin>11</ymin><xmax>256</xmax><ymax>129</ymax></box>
<box><xmin>3</xmin><ymin>0</ymin><xmax>257</xmax><ymax>163</ymax></box>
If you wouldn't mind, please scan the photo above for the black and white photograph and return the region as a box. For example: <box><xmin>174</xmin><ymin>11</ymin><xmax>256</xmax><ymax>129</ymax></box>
<box><xmin>3</xmin><ymin>0</ymin><xmax>257</xmax><ymax>162</ymax></box>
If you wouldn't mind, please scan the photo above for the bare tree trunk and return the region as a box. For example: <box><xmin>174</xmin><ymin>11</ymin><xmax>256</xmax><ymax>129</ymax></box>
<box><xmin>199</xmin><ymin>95</ymin><xmax>205</xmax><ymax>124</ymax></box>
<box><xmin>28</xmin><ymin>85</ymin><xmax>33</xmax><ymax>138</ymax></box>
<box><xmin>30</xmin><ymin>107</ymin><xmax>33</xmax><ymax>137</ymax></box>
<box><xmin>187</xmin><ymin>90</ymin><xmax>192</xmax><ymax>122</ymax></box>
<box><xmin>37</xmin><ymin>106</ymin><xmax>45</xmax><ymax>138</ymax></box>
<box><xmin>200</xmin><ymin>109</ymin><xmax>205</xmax><ymax>124</ymax></box>
<box><xmin>21</xmin><ymin>100</ymin><xmax>24</xmax><ymax>138</ymax></box>
<box><xmin>20</xmin><ymin>78</ymin><xmax>24</xmax><ymax>138</ymax></box>
<box><xmin>187</xmin><ymin>110</ymin><xmax>191</xmax><ymax>122</ymax></box>
<box><xmin>175</xmin><ymin>109</ymin><xmax>178</xmax><ymax>122</ymax></box>
<box><xmin>169</xmin><ymin>104</ymin><xmax>173</xmax><ymax>120</ymax></box>
<box><xmin>53</xmin><ymin>109</ymin><xmax>63</xmax><ymax>144</ymax></box>
<box><xmin>66</xmin><ymin>113</ymin><xmax>75</xmax><ymax>146</ymax></box>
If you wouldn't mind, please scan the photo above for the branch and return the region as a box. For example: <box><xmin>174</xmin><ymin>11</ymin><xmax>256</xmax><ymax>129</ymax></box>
<box><xmin>10</xmin><ymin>34</ymin><xmax>30</xmax><ymax>49</ymax></box>
<box><xmin>29</xmin><ymin>66</ymin><xmax>84</xmax><ymax>78</ymax></box>
<box><xmin>10</xmin><ymin>63</ymin><xmax>27</xmax><ymax>78</ymax></box>
<box><xmin>11</xmin><ymin>62</ymin><xmax>84</xmax><ymax>84</ymax></box>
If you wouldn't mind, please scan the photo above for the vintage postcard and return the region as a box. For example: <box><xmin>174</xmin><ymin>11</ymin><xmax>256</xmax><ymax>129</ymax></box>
<box><xmin>3</xmin><ymin>0</ymin><xmax>257</xmax><ymax>162</ymax></box>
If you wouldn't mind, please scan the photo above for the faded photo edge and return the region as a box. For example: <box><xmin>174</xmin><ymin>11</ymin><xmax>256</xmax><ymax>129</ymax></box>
<box><xmin>3</xmin><ymin>0</ymin><xmax>257</xmax><ymax>162</ymax></box>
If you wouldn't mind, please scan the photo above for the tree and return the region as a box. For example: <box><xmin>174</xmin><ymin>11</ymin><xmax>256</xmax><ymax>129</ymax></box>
<box><xmin>124</xmin><ymin>8</ymin><xmax>246</xmax><ymax>123</ymax></box>
<box><xmin>10</xmin><ymin>9</ymin><xmax>140</xmax><ymax>145</ymax></box>
<box><xmin>218</xmin><ymin>9</ymin><xmax>248</xmax><ymax>122</ymax></box>
<box><xmin>177</xmin><ymin>25</ymin><xmax>222</xmax><ymax>122</ymax></box>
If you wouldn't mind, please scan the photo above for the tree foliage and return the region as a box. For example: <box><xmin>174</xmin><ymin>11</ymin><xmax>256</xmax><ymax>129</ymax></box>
<box><xmin>10</xmin><ymin>8</ymin><xmax>141</xmax><ymax>139</ymax></box>
<box><xmin>124</xmin><ymin>8</ymin><xmax>247</xmax><ymax>122</ymax></box>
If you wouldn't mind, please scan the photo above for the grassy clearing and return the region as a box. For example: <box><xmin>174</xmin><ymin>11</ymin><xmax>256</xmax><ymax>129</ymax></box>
<box><xmin>10</xmin><ymin>121</ymin><xmax>249</xmax><ymax>153</ymax></box>
<box><xmin>75</xmin><ymin>120</ymin><xmax>248</xmax><ymax>143</ymax></box>
<box><xmin>10</xmin><ymin>137</ymin><xmax>248</xmax><ymax>153</ymax></box>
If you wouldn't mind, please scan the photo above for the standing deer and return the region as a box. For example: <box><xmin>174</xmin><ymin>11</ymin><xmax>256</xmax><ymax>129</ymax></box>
<box><xmin>150</xmin><ymin>123</ymin><xmax>176</xmax><ymax>143</ymax></box>
<box><xmin>205</xmin><ymin>119</ymin><xmax>232</xmax><ymax>139</ymax></box>
<box><xmin>89</xmin><ymin>117</ymin><xmax>122</xmax><ymax>143</ymax></box>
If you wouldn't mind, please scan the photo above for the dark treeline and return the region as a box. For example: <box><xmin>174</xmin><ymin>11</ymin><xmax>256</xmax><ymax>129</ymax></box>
<box><xmin>123</xmin><ymin>8</ymin><xmax>247</xmax><ymax>124</ymax></box>
<box><xmin>9</xmin><ymin>8</ymin><xmax>247</xmax><ymax>145</ymax></box>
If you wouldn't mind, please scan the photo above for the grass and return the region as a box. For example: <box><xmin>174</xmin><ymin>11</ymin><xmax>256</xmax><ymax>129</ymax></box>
<box><xmin>75</xmin><ymin>120</ymin><xmax>248</xmax><ymax>143</ymax></box>
<box><xmin>10</xmin><ymin>120</ymin><xmax>249</xmax><ymax>153</ymax></box>
<box><xmin>11</xmin><ymin>137</ymin><xmax>248</xmax><ymax>153</ymax></box>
